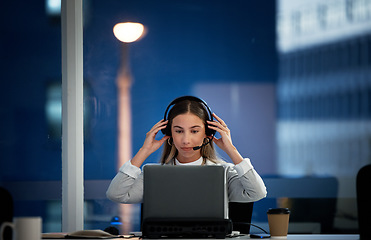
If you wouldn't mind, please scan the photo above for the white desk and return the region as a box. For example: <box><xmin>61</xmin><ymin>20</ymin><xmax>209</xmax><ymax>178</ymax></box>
<box><xmin>267</xmin><ymin>235</ymin><xmax>359</xmax><ymax>240</ymax></box>
<box><xmin>159</xmin><ymin>235</ymin><xmax>360</xmax><ymax>240</ymax></box>
<box><xmin>42</xmin><ymin>234</ymin><xmax>359</xmax><ymax>240</ymax></box>
<box><xmin>170</xmin><ymin>236</ymin><xmax>359</xmax><ymax>240</ymax></box>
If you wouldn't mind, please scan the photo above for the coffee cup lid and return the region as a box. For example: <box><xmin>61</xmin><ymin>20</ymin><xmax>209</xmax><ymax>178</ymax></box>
<box><xmin>267</xmin><ymin>208</ymin><xmax>290</xmax><ymax>214</ymax></box>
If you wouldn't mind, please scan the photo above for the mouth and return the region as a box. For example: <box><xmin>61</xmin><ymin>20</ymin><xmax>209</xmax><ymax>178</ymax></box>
<box><xmin>181</xmin><ymin>147</ymin><xmax>193</xmax><ymax>151</ymax></box>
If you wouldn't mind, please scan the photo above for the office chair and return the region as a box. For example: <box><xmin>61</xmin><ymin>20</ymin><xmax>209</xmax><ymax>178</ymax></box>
<box><xmin>357</xmin><ymin>164</ymin><xmax>371</xmax><ymax>240</ymax></box>
<box><xmin>0</xmin><ymin>187</ymin><xmax>13</xmax><ymax>240</ymax></box>
<box><xmin>228</xmin><ymin>202</ymin><xmax>254</xmax><ymax>234</ymax></box>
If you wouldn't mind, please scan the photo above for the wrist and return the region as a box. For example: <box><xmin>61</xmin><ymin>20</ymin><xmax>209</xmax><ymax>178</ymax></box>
<box><xmin>226</xmin><ymin>146</ymin><xmax>243</xmax><ymax>165</ymax></box>
<box><xmin>138</xmin><ymin>147</ymin><xmax>152</xmax><ymax>156</ymax></box>
<box><xmin>131</xmin><ymin>148</ymin><xmax>151</xmax><ymax>168</ymax></box>
<box><xmin>137</xmin><ymin>147</ymin><xmax>153</xmax><ymax>160</ymax></box>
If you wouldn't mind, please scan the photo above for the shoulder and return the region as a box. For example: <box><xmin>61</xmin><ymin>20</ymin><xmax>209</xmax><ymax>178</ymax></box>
<box><xmin>205</xmin><ymin>158</ymin><xmax>232</xmax><ymax>167</ymax></box>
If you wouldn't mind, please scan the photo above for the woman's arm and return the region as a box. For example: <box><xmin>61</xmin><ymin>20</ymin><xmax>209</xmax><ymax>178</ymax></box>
<box><xmin>207</xmin><ymin>114</ymin><xmax>266</xmax><ymax>201</ymax></box>
<box><xmin>106</xmin><ymin>161</ymin><xmax>144</xmax><ymax>203</ymax></box>
<box><xmin>131</xmin><ymin>119</ymin><xmax>169</xmax><ymax>167</ymax></box>
<box><xmin>226</xmin><ymin>159</ymin><xmax>267</xmax><ymax>202</ymax></box>
<box><xmin>207</xmin><ymin>113</ymin><xmax>243</xmax><ymax>165</ymax></box>
<box><xmin>106</xmin><ymin>119</ymin><xmax>169</xmax><ymax>203</ymax></box>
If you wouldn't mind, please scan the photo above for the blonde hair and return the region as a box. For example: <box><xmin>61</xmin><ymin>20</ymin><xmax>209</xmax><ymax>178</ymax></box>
<box><xmin>160</xmin><ymin>99</ymin><xmax>219</xmax><ymax>165</ymax></box>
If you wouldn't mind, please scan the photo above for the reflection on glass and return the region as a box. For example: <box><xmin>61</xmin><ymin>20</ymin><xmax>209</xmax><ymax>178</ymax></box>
<box><xmin>113</xmin><ymin>23</ymin><xmax>145</xmax><ymax>43</ymax></box>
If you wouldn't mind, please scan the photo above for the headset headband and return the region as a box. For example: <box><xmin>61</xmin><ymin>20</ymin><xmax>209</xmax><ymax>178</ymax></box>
<box><xmin>163</xmin><ymin>96</ymin><xmax>213</xmax><ymax>121</ymax></box>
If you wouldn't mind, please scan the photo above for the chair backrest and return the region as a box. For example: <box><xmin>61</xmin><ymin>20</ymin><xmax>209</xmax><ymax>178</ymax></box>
<box><xmin>0</xmin><ymin>187</ymin><xmax>13</xmax><ymax>240</ymax></box>
<box><xmin>357</xmin><ymin>164</ymin><xmax>371</xmax><ymax>240</ymax></box>
<box><xmin>228</xmin><ymin>202</ymin><xmax>254</xmax><ymax>234</ymax></box>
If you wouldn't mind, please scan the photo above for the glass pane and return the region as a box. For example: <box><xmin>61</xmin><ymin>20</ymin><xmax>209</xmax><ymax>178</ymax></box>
<box><xmin>2</xmin><ymin>0</ymin><xmax>367</xmax><ymax>236</ymax></box>
<box><xmin>82</xmin><ymin>0</ymin><xmax>277</xmax><ymax>234</ymax></box>
<box><xmin>0</xmin><ymin>1</ymin><xmax>62</xmax><ymax>232</ymax></box>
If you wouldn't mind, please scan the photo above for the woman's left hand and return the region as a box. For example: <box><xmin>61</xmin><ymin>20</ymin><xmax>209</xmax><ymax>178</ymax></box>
<box><xmin>207</xmin><ymin>113</ymin><xmax>243</xmax><ymax>164</ymax></box>
<box><xmin>207</xmin><ymin>113</ymin><xmax>234</xmax><ymax>153</ymax></box>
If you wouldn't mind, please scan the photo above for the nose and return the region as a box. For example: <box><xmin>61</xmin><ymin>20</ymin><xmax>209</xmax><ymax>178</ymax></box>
<box><xmin>182</xmin><ymin>132</ymin><xmax>191</xmax><ymax>145</ymax></box>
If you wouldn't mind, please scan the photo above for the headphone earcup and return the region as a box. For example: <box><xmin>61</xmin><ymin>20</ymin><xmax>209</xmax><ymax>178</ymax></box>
<box><xmin>161</xmin><ymin>124</ymin><xmax>171</xmax><ymax>136</ymax></box>
<box><xmin>205</xmin><ymin>124</ymin><xmax>216</xmax><ymax>137</ymax></box>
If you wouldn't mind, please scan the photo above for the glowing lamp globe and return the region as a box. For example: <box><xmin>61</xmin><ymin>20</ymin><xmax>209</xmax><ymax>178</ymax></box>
<box><xmin>113</xmin><ymin>22</ymin><xmax>144</xmax><ymax>43</ymax></box>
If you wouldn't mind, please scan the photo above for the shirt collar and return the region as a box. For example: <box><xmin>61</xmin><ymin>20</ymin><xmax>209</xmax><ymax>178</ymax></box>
<box><xmin>175</xmin><ymin>156</ymin><xmax>203</xmax><ymax>166</ymax></box>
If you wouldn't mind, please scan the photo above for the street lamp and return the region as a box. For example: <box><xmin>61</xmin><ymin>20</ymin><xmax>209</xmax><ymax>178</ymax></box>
<box><xmin>113</xmin><ymin>22</ymin><xmax>145</xmax><ymax>43</ymax></box>
<box><xmin>113</xmin><ymin>21</ymin><xmax>145</xmax><ymax>235</ymax></box>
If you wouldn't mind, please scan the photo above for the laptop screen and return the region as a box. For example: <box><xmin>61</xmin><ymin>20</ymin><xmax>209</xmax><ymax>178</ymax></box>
<box><xmin>142</xmin><ymin>165</ymin><xmax>228</xmax><ymax>221</ymax></box>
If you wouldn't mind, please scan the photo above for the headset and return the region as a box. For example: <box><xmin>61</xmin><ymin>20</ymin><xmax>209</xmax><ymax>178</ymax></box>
<box><xmin>161</xmin><ymin>96</ymin><xmax>216</xmax><ymax>150</ymax></box>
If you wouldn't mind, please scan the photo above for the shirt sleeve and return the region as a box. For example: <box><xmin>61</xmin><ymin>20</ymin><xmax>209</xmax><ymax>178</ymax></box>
<box><xmin>119</xmin><ymin>160</ymin><xmax>142</xmax><ymax>178</ymax></box>
<box><xmin>232</xmin><ymin>157</ymin><xmax>254</xmax><ymax>177</ymax></box>
<box><xmin>106</xmin><ymin>160</ymin><xmax>144</xmax><ymax>204</ymax></box>
<box><xmin>226</xmin><ymin>158</ymin><xmax>267</xmax><ymax>202</ymax></box>
<box><xmin>106</xmin><ymin>158</ymin><xmax>266</xmax><ymax>204</ymax></box>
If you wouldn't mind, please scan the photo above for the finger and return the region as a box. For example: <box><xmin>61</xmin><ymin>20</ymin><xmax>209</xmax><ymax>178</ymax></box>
<box><xmin>207</xmin><ymin>124</ymin><xmax>227</xmax><ymax>135</ymax></box>
<box><xmin>146</xmin><ymin>123</ymin><xmax>168</xmax><ymax>142</ymax></box>
<box><xmin>208</xmin><ymin>123</ymin><xmax>231</xmax><ymax>140</ymax></box>
<box><xmin>160</xmin><ymin>135</ymin><xmax>171</xmax><ymax>142</ymax></box>
<box><xmin>152</xmin><ymin>135</ymin><xmax>169</xmax><ymax>146</ymax></box>
<box><xmin>212</xmin><ymin>137</ymin><xmax>222</xmax><ymax>147</ymax></box>
<box><xmin>154</xmin><ymin>119</ymin><xmax>168</xmax><ymax>128</ymax></box>
<box><xmin>150</xmin><ymin>120</ymin><xmax>168</xmax><ymax>132</ymax></box>
<box><xmin>207</xmin><ymin>120</ymin><xmax>228</xmax><ymax>131</ymax></box>
<box><xmin>149</xmin><ymin>127</ymin><xmax>169</xmax><ymax>142</ymax></box>
<box><xmin>154</xmin><ymin>126</ymin><xmax>168</xmax><ymax>138</ymax></box>
<box><xmin>212</xmin><ymin>113</ymin><xmax>227</xmax><ymax>127</ymax></box>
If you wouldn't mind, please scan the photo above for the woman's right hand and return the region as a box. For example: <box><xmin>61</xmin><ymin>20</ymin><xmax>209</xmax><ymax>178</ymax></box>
<box><xmin>142</xmin><ymin>119</ymin><xmax>170</xmax><ymax>154</ymax></box>
<box><xmin>131</xmin><ymin>120</ymin><xmax>170</xmax><ymax>168</ymax></box>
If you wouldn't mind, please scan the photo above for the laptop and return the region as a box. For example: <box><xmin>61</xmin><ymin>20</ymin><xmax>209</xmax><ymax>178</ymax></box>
<box><xmin>142</xmin><ymin>164</ymin><xmax>232</xmax><ymax>238</ymax></box>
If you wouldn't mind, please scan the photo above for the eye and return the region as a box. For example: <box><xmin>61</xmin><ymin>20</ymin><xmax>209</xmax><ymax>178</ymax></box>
<box><xmin>175</xmin><ymin>130</ymin><xmax>183</xmax><ymax>134</ymax></box>
<box><xmin>191</xmin><ymin>130</ymin><xmax>199</xmax><ymax>134</ymax></box>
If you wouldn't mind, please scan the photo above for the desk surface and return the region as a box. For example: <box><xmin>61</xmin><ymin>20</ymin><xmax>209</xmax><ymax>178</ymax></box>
<box><xmin>275</xmin><ymin>235</ymin><xmax>358</xmax><ymax>240</ymax></box>
<box><xmin>42</xmin><ymin>234</ymin><xmax>359</xmax><ymax>240</ymax></box>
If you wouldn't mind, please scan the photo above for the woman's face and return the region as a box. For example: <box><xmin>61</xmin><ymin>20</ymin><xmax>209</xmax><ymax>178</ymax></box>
<box><xmin>171</xmin><ymin>112</ymin><xmax>206</xmax><ymax>163</ymax></box>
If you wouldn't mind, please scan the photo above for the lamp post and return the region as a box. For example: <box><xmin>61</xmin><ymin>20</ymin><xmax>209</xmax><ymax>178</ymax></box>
<box><xmin>113</xmin><ymin>22</ymin><xmax>145</xmax><ymax>234</ymax></box>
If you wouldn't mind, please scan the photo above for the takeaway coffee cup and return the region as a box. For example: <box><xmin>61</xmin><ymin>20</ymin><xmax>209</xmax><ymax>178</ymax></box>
<box><xmin>267</xmin><ymin>208</ymin><xmax>290</xmax><ymax>238</ymax></box>
<box><xmin>0</xmin><ymin>217</ymin><xmax>42</xmax><ymax>240</ymax></box>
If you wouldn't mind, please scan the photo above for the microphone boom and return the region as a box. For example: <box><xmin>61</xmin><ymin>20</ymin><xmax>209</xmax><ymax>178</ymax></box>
<box><xmin>192</xmin><ymin>138</ymin><xmax>211</xmax><ymax>151</ymax></box>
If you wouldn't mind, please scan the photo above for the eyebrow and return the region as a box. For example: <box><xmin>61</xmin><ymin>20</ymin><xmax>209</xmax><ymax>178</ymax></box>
<box><xmin>173</xmin><ymin>125</ymin><xmax>202</xmax><ymax>129</ymax></box>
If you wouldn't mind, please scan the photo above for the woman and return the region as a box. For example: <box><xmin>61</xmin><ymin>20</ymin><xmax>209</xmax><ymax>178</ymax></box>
<box><xmin>106</xmin><ymin>96</ymin><xmax>267</xmax><ymax>204</ymax></box>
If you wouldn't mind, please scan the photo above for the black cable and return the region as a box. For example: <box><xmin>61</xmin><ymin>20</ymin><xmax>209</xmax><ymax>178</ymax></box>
<box><xmin>232</xmin><ymin>222</ymin><xmax>269</xmax><ymax>234</ymax></box>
